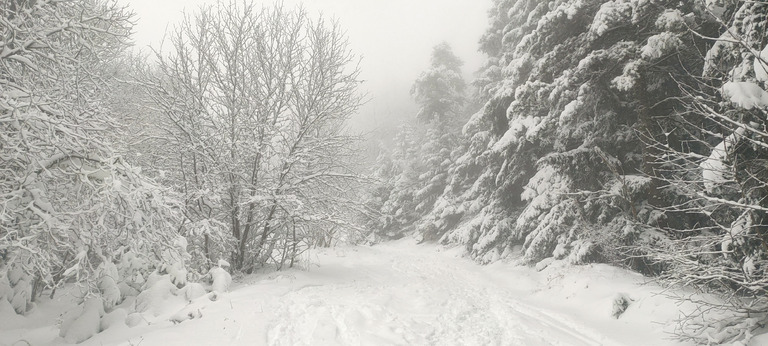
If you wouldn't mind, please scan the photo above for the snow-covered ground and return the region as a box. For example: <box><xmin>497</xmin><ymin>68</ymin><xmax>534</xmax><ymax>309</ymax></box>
<box><xmin>4</xmin><ymin>239</ymin><xmax>766</xmax><ymax>345</ymax></box>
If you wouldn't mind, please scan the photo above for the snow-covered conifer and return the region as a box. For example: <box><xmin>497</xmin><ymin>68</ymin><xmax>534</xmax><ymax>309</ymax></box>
<box><xmin>368</xmin><ymin>43</ymin><xmax>468</xmax><ymax>240</ymax></box>
<box><xmin>411</xmin><ymin>43</ymin><xmax>467</xmax><ymax>123</ymax></box>
<box><xmin>432</xmin><ymin>0</ymin><xmax>710</xmax><ymax>267</ymax></box>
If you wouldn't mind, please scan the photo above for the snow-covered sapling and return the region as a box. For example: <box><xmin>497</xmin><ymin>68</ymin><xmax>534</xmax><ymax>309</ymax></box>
<box><xmin>208</xmin><ymin>259</ymin><xmax>232</xmax><ymax>294</ymax></box>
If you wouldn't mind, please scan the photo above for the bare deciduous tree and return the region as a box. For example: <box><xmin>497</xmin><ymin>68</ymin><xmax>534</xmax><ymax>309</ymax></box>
<box><xmin>147</xmin><ymin>1</ymin><xmax>364</xmax><ymax>272</ymax></box>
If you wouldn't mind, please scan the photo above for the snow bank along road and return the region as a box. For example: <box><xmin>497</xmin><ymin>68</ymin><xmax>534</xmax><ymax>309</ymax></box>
<box><xmin>75</xmin><ymin>239</ymin><xmax>688</xmax><ymax>345</ymax></box>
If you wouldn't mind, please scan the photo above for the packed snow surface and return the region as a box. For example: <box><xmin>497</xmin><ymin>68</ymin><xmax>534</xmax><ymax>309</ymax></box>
<box><xmin>7</xmin><ymin>239</ymin><xmax>768</xmax><ymax>345</ymax></box>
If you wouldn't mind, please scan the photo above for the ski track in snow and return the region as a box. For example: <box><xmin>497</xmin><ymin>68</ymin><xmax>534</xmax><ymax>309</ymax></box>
<box><xmin>262</xmin><ymin>244</ymin><xmax>609</xmax><ymax>346</ymax></box>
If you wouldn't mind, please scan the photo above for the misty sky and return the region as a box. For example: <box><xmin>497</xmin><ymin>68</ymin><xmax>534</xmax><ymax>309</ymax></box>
<box><xmin>121</xmin><ymin>0</ymin><xmax>490</xmax><ymax>132</ymax></box>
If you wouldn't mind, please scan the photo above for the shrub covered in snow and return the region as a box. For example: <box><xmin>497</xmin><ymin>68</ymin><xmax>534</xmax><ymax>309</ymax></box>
<box><xmin>208</xmin><ymin>260</ymin><xmax>233</xmax><ymax>293</ymax></box>
<box><xmin>136</xmin><ymin>275</ymin><xmax>181</xmax><ymax>316</ymax></box>
<box><xmin>59</xmin><ymin>298</ymin><xmax>105</xmax><ymax>344</ymax></box>
<box><xmin>0</xmin><ymin>262</ymin><xmax>35</xmax><ymax>316</ymax></box>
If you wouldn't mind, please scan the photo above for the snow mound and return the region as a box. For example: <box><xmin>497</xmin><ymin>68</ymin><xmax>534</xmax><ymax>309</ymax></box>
<box><xmin>0</xmin><ymin>271</ymin><xmax>12</xmax><ymax>302</ymax></box>
<box><xmin>60</xmin><ymin>297</ymin><xmax>104</xmax><ymax>344</ymax></box>
<box><xmin>135</xmin><ymin>275</ymin><xmax>181</xmax><ymax>316</ymax></box>
<box><xmin>209</xmin><ymin>267</ymin><xmax>232</xmax><ymax>293</ymax></box>
<box><xmin>10</xmin><ymin>280</ymin><xmax>32</xmax><ymax>315</ymax></box>
<box><xmin>166</xmin><ymin>262</ymin><xmax>188</xmax><ymax>288</ymax></box>
<box><xmin>118</xmin><ymin>281</ymin><xmax>140</xmax><ymax>298</ymax></box>
<box><xmin>97</xmin><ymin>262</ymin><xmax>122</xmax><ymax>311</ymax></box>
<box><xmin>100</xmin><ymin>308</ymin><xmax>128</xmax><ymax>330</ymax></box>
<box><xmin>169</xmin><ymin>305</ymin><xmax>203</xmax><ymax>324</ymax></box>
<box><xmin>180</xmin><ymin>282</ymin><xmax>208</xmax><ymax>301</ymax></box>
<box><xmin>125</xmin><ymin>312</ymin><xmax>148</xmax><ymax>328</ymax></box>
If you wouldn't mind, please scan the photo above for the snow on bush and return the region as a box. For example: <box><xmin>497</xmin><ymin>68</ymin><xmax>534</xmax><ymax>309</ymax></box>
<box><xmin>59</xmin><ymin>303</ymin><xmax>84</xmax><ymax>338</ymax></box>
<box><xmin>136</xmin><ymin>275</ymin><xmax>181</xmax><ymax>316</ymax></box>
<box><xmin>441</xmin><ymin>210</ymin><xmax>484</xmax><ymax>247</ymax></box>
<box><xmin>4</xmin><ymin>264</ymin><xmax>33</xmax><ymax>315</ymax></box>
<box><xmin>491</xmin><ymin>113</ymin><xmax>545</xmax><ymax>153</ymax></box>
<box><xmin>491</xmin><ymin>127</ymin><xmax>518</xmax><ymax>153</ymax></box>
<box><xmin>208</xmin><ymin>262</ymin><xmax>232</xmax><ymax>293</ymax></box>
<box><xmin>125</xmin><ymin>312</ymin><xmax>148</xmax><ymax>328</ymax></box>
<box><xmin>501</xmin><ymin>53</ymin><xmax>533</xmax><ymax>87</ymax></box>
<box><xmin>721</xmin><ymin>81</ymin><xmax>768</xmax><ymax>109</ymax></box>
<box><xmin>700</xmin><ymin>127</ymin><xmax>745</xmax><ymax>193</ymax></box>
<box><xmin>0</xmin><ymin>271</ymin><xmax>12</xmax><ymax>308</ymax></box>
<box><xmin>166</xmin><ymin>262</ymin><xmax>188</xmax><ymax>288</ymax></box>
<box><xmin>703</xmin><ymin>31</ymin><xmax>738</xmax><ymax>77</ymax></box>
<box><xmin>159</xmin><ymin>236</ymin><xmax>190</xmax><ymax>288</ymax></box>
<box><xmin>117</xmin><ymin>250</ymin><xmax>149</xmax><ymax>292</ymax></box>
<box><xmin>96</xmin><ymin>261</ymin><xmax>121</xmax><ymax>311</ymax></box>
<box><xmin>0</xmin><ymin>297</ymin><xmax>16</xmax><ymax>319</ymax></box>
<box><xmin>180</xmin><ymin>282</ymin><xmax>208</xmax><ymax>301</ymax></box>
<box><xmin>612</xmin><ymin>59</ymin><xmax>641</xmax><ymax>91</ymax></box>
<box><xmin>60</xmin><ymin>297</ymin><xmax>104</xmax><ymax>344</ymax></box>
<box><xmin>118</xmin><ymin>282</ymin><xmax>140</xmax><ymax>299</ymax></box>
<box><xmin>100</xmin><ymin>308</ymin><xmax>128</xmax><ymax>331</ymax></box>
<box><xmin>516</xmin><ymin>164</ymin><xmax>582</xmax><ymax>263</ymax></box>
<box><xmin>462</xmin><ymin>110</ymin><xmax>486</xmax><ymax>136</ymax></box>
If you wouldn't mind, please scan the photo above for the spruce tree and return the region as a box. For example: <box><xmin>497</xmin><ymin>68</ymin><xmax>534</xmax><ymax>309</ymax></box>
<box><xmin>433</xmin><ymin>0</ymin><xmax>711</xmax><ymax>266</ymax></box>
<box><xmin>369</xmin><ymin>43</ymin><xmax>467</xmax><ymax>240</ymax></box>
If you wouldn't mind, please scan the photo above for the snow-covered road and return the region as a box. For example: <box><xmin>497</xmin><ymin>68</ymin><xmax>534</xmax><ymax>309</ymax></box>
<box><xmin>265</xmin><ymin>244</ymin><xmax>606</xmax><ymax>346</ymax></box>
<box><xmin>67</xmin><ymin>239</ymin><xmax>691</xmax><ymax>346</ymax></box>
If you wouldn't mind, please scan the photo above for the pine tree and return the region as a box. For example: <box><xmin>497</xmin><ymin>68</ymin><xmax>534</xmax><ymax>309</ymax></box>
<box><xmin>643</xmin><ymin>2</ymin><xmax>768</xmax><ymax>343</ymax></box>
<box><xmin>411</xmin><ymin>43</ymin><xmax>466</xmax><ymax>124</ymax></box>
<box><xmin>368</xmin><ymin>43</ymin><xmax>467</xmax><ymax>240</ymax></box>
<box><xmin>433</xmin><ymin>0</ymin><xmax>712</xmax><ymax>266</ymax></box>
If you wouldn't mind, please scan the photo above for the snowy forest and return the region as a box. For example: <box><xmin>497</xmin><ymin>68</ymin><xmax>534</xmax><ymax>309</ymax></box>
<box><xmin>3</xmin><ymin>0</ymin><xmax>768</xmax><ymax>345</ymax></box>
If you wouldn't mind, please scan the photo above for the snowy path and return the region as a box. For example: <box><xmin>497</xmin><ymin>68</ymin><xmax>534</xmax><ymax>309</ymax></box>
<box><xmin>264</xmin><ymin>244</ymin><xmax>607</xmax><ymax>346</ymax></box>
<box><xmin>0</xmin><ymin>239</ymin><xmax>695</xmax><ymax>345</ymax></box>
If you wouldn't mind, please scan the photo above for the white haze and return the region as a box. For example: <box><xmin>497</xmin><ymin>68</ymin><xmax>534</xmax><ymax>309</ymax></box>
<box><xmin>120</xmin><ymin>0</ymin><xmax>490</xmax><ymax>133</ymax></box>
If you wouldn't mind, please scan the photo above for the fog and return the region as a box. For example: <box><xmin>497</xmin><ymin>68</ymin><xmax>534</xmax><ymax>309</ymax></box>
<box><xmin>121</xmin><ymin>0</ymin><xmax>490</xmax><ymax>133</ymax></box>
